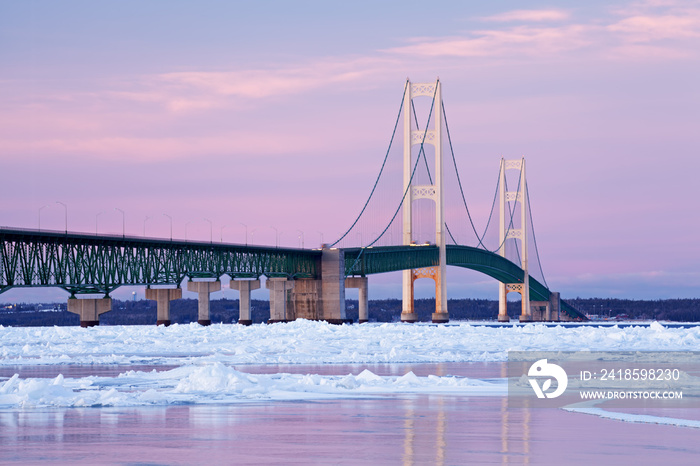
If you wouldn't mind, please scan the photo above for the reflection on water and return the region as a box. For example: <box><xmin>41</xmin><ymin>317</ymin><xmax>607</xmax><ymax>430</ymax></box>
<box><xmin>3</xmin><ymin>397</ymin><xmax>700</xmax><ymax>464</ymax></box>
<box><xmin>402</xmin><ymin>398</ymin><xmax>414</xmax><ymax>466</ymax></box>
<box><xmin>2</xmin><ymin>362</ymin><xmax>700</xmax><ymax>464</ymax></box>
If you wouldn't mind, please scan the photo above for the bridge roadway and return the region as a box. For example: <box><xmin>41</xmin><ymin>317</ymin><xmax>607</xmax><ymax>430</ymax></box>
<box><xmin>0</xmin><ymin>227</ymin><xmax>584</xmax><ymax>324</ymax></box>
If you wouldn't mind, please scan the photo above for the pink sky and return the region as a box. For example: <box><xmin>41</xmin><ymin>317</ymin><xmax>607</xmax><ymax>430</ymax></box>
<box><xmin>1</xmin><ymin>0</ymin><xmax>699</xmax><ymax>302</ymax></box>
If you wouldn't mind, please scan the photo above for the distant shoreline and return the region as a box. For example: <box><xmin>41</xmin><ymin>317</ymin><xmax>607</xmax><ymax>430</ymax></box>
<box><xmin>2</xmin><ymin>297</ymin><xmax>699</xmax><ymax>326</ymax></box>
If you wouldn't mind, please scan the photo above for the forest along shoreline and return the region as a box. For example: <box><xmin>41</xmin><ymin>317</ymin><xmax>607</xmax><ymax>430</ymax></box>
<box><xmin>2</xmin><ymin>297</ymin><xmax>699</xmax><ymax>326</ymax></box>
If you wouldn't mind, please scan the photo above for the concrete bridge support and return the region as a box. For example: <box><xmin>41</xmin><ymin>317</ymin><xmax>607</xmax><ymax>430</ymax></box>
<box><xmin>531</xmin><ymin>292</ymin><xmax>561</xmax><ymax>321</ymax></box>
<box><xmin>266</xmin><ymin>277</ymin><xmax>295</xmax><ymax>323</ymax></box>
<box><xmin>501</xmin><ymin>284</ymin><xmax>532</xmax><ymax>322</ymax></box>
<box><xmin>290</xmin><ymin>279</ymin><xmax>321</xmax><ymax>320</ymax></box>
<box><xmin>264</xmin><ymin>249</ymin><xmax>349</xmax><ymax>324</ymax></box>
<box><xmin>320</xmin><ymin>248</ymin><xmax>348</xmax><ymax>324</ymax></box>
<box><xmin>345</xmin><ymin>276</ymin><xmax>368</xmax><ymax>323</ymax></box>
<box><xmin>229</xmin><ymin>279</ymin><xmax>261</xmax><ymax>325</ymax></box>
<box><xmin>498</xmin><ymin>283</ymin><xmax>509</xmax><ymax>322</ymax></box>
<box><xmin>187</xmin><ymin>280</ymin><xmax>221</xmax><ymax>326</ymax></box>
<box><xmin>549</xmin><ymin>292</ymin><xmax>561</xmax><ymax>321</ymax></box>
<box><xmin>68</xmin><ymin>297</ymin><xmax>112</xmax><ymax>327</ymax></box>
<box><xmin>145</xmin><ymin>287</ymin><xmax>182</xmax><ymax>326</ymax></box>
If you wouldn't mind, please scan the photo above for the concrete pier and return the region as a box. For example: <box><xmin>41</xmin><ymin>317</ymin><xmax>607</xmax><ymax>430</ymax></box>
<box><xmin>67</xmin><ymin>297</ymin><xmax>112</xmax><ymax>327</ymax></box>
<box><xmin>402</xmin><ymin>267</ymin><xmax>447</xmax><ymax>323</ymax></box>
<box><xmin>345</xmin><ymin>276</ymin><xmax>368</xmax><ymax>323</ymax></box>
<box><xmin>320</xmin><ymin>248</ymin><xmax>348</xmax><ymax>324</ymax></box>
<box><xmin>401</xmin><ymin>270</ymin><xmax>417</xmax><ymax>323</ymax></box>
<box><xmin>187</xmin><ymin>280</ymin><xmax>221</xmax><ymax>325</ymax></box>
<box><xmin>549</xmin><ymin>292</ymin><xmax>561</xmax><ymax>321</ymax></box>
<box><xmin>498</xmin><ymin>283</ymin><xmax>509</xmax><ymax>322</ymax></box>
<box><xmin>290</xmin><ymin>278</ymin><xmax>321</xmax><ymax>320</ymax></box>
<box><xmin>531</xmin><ymin>292</ymin><xmax>561</xmax><ymax>322</ymax></box>
<box><xmin>229</xmin><ymin>279</ymin><xmax>260</xmax><ymax>325</ymax></box>
<box><xmin>266</xmin><ymin>277</ymin><xmax>294</xmax><ymax>323</ymax></box>
<box><xmin>145</xmin><ymin>287</ymin><xmax>182</xmax><ymax>326</ymax></box>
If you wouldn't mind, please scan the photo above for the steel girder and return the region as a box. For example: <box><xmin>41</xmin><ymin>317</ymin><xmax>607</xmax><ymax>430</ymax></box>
<box><xmin>343</xmin><ymin>245</ymin><xmax>439</xmax><ymax>276</ymax></box>
<box><xmin>344</xmin><ymin>244</ymin><xmax>550</xmax><ymax>300</ymax></box>
<box><xmin>344</xmin><ymin>244</ymin><xmax>585</xmax><ymax>319</ymax></box>
<box><xmin>0</xmin><ymin>228</ymin><xmax>320</xmax><ymax>295</ymax></box>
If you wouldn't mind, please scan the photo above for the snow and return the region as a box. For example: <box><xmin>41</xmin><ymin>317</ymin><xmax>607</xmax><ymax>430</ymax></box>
<box><xmin>0</xmin><ymin>363</ymin><xmax>506</xmax><ymax>408</ymax></box>
<box><xmin>564</xmin><ymin>402</ymin><xmax>700</xmax><ymax>429</ymax></box>
<box><xmin>1</xmin><ymin>320</ymin><xmax>699</xmax><ymax>428</ymax></box>
<box><xmin>2</xmin><ymin>320</ymin><xmax>698</xmax><ymax>367</ymax></box>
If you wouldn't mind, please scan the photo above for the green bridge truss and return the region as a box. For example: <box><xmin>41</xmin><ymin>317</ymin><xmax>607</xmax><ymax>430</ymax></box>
<box><xmin>343</xmin><ymin>245</ymin><xmax>586</xmax><ymax>320</ymax></box>
<box><xmin>0</xmin><ymin>228</ymin><xmax>584</xmax><ymax>320</ymax></box>
<box><xmin>0</xmin><ymin>228</ymin><xmax>320</xmax><ymax>296</ymax></box>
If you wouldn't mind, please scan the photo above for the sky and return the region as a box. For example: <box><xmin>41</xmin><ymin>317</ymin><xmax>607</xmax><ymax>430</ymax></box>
<box><xmin>1</xmin><ymin>0</ymin><xmax>699</xmax><ymax>303</ymax></box>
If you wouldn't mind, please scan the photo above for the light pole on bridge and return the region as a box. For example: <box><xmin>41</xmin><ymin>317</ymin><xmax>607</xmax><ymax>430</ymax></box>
<box><xmin>143</xmin><ymin>216</ymin><xmax>151</xmax><ymax>237</ymax></box>
<box><xmin>204</xmin><ymin>218</ymin><xmax>212</xmax><ymax>243</ymax></box>
<box><xmin>270</xmin><ymin>226</ymin><xmax>279</xmax><ymax>248</ymax></box>
<box><xmin>220</xmin><ymin>225</ymin><xmax>227</xmax><ymax>243</ymax></box>
<box><xmin>95</xmin><ymin>211</ymin><xmax>104</xmax><ymax>234</ymax></box>
<box><xmin>239</xmin><ymin>223</ymin><xmax>248</xmax><ymax>246</ymax></box>
<box><xmin>163</xmin><ymin>213</ymin><xmax>173</xmax><ymax>241</ymax></box>
<box><xmin>56</xmin><ymin>201</ymin><xmax>67</xmax><ymax>233</ymax></box>
<box><xmin>297</xmin><ymin>230</ymin><xmax>304</xmax><ymax>248</ymax></box>
<box><xmin>38</xmin><ymin>205</ymin><xmax>48</xmax><ymax>231</ymax></box>
<box><xmin>114</xmin><ymin>208</ymin><xmax>125</xmax><ymax>238</ymax></box>
<box><xmin>317</xmin><ymin>231</ymin><xmax>324</xmax><ymax>248</ymax></box>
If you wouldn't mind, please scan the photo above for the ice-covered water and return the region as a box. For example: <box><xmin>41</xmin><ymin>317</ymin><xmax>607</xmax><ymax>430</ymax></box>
<box><xmin>2</xmin><ymin>321</ymin><xmax>700</xmax><ymax>428</ymax></box>
<box><xmin>2</xmin><ymin>320</ymin><xmax>697</xmax><ymax>367</ymax></box>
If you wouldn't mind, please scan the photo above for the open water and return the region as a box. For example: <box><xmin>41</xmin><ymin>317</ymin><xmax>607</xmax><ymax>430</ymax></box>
<box><xmin>1</xmin><ymin>362</ymin><xmax>699</xmax><ymax>465</ymax></box>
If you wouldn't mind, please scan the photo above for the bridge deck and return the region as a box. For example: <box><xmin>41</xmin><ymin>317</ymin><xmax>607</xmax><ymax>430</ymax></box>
<box><xmin>0</xmin><ymin>228</ymin><xmax>584</xmax><ymax>320</ymax></box>
<box><xmin>343</xmin><ymin>245</ymin><xmax>585</xmax><ymax>320</ymax></box>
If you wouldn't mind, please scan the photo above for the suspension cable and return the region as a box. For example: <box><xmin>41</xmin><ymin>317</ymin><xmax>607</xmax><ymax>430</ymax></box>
<box><xmin>478</xmin><ymin>162</ymin><xmax>503</xmax><ymax>249</ymax></box>
<box><xmin>331</xmin><ymin>80</ymin><xmax>409</xmax><ymax>247</ymax></box>
<box><xmin>526</xmin><ymin>183</ymin><xmax>549</xmax><ymax>288</ymax></box>
<box><xmin>345</xmin><ymin>83</ymin><xmax>439</xmax><ymax>273</ymax></box>
<box><xmin>442</xmin><ymin>102</ymin><xmax>490</xmax><ymax>249</ymax></box>
<box><xmin>443</xmin><ymin>107</ymin><xmax>515</xmax><ymax>253</ymax></box>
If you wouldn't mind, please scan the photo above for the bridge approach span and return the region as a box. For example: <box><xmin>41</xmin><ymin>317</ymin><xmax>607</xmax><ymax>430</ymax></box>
<box><xmin>0</xmin><ymin>227</ymin><xmax>319</xmax><ymax>296</ymax></box>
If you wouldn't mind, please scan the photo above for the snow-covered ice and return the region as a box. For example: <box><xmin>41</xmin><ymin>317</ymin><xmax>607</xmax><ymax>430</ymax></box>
<box><xmin>0</xmin><ymin>363</ymin><xmax>506</xmax><ymax>408</ymax></box>
<box><xmin>2</xmin><ymin>320</ymin><xmax>698</xmax><ymax>367</ymax></box>
<box><xmin>1</xmin><ymin>320</ymin><xmax>699</xmax><ymax>428</ymax></box>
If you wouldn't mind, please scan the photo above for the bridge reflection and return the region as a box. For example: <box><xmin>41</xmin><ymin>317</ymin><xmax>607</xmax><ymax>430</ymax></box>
<box><xmin>399</xmin><ymin>363</ymin><xmax>533</xmax><ymax>465</ymax></box>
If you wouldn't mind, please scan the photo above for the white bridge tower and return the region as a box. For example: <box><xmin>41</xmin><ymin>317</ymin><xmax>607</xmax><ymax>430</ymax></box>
<box><xmin>400</xmin><ymin>79</ymin><xmax>449</xmax><ymax>324</ymax></box>
<box><xmin>497</xmin><ymin>158</ymin><xmax>532</xmax><ymax>322</ymax></box>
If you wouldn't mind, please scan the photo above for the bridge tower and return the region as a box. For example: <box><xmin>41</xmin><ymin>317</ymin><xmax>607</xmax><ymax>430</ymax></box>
<box><xmin>498</xmin><ymin>158</ymin><xmax>532</xmax><ymax>322</ymax></box>
<box><xmin>400</xmin><ymin>79</ymin><xmax>448</xmax><ymax>323</ymax></box>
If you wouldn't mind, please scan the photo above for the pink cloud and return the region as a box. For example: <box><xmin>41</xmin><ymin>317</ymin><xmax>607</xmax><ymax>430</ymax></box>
<box><xmin>383</xmin><ymin>25</ymin><xmax>594</xmax><ymax>58</ymax></box>
<box><xmin>0</xmin><ymin>131</ymin><xmax>339</xmax><ymax>163</ymax></box>
<box><xmin>481</xmin><ymin>9</ymin><xmax>571</xmax><ymax>23</ymax></box>
<box><xmin>152</xmin><ymin>57</ymin><xmax>397</xmax><ymax>106</ymax></box>
<box><xmin>385</xmin><ymin>2</ymin><xmax>700</xmax><ymax>60</ymax></box>
<box><xmin>608</xmin><ymin>14</ymin><xmax>700</xmax><ymax>41</ymax></box>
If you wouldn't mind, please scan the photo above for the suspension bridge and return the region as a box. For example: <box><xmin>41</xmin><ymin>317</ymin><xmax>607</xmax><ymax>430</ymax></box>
<box><xmin>0</xmin><ymin>79</ymin><xmax>586</xmax><ymax>326</ymax></box>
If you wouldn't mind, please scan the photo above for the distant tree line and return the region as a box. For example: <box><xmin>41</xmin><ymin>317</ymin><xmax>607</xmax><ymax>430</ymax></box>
<box><xmin>2</xmin><ymin>297</ymin><xmax>699</xmax><ymax>327</ymax></box>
